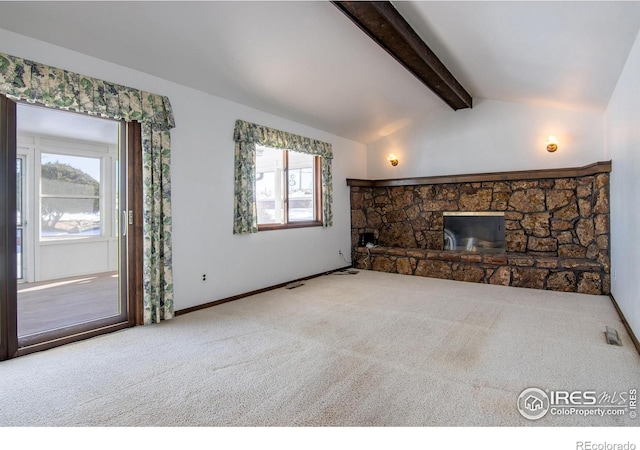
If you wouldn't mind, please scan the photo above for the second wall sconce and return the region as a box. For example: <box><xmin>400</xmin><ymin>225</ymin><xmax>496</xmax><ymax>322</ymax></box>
<box><xmin>387</xmin><ymin>153</ymin><xmax>399</xmax><ymax>166</ymax></box>
<box><xmin>546</xmin><ymin>136</ymin><xmax>559</xmax><ymax>153</ymax></box>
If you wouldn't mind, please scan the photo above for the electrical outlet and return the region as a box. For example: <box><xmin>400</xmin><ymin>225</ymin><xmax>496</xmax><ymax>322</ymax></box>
<box><xmin>201</xmin><ymin>273</ymin><xmax>207</xmax><ymax>283</ymax></box>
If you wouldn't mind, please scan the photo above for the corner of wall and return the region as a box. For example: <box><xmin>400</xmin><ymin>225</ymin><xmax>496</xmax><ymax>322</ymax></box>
<box><xmin>604</xmin><ymin>26</ymin><xmax>640</xmax><ymax>342</ymax></box>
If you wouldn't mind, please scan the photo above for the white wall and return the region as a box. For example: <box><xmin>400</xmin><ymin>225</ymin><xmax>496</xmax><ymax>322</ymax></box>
<box><xmin>367</xmin><ymin>98</ymin><xmax>606</xmax><ymax>179</ymax></box>
<box><xmin>605</xmin><ymin>30</ymin><xmax>640</xmax><ymax>339</ymax></box>
<box><xmin>0</xmin><ymin>28</ymin><xmax>367</xmax><ymax>310</ymax></box>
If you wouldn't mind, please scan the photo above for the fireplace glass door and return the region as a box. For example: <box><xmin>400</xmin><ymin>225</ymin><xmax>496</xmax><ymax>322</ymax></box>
<box><xmin>443</xmin><ymin>212</ymin><xmax>505</xmax><ymax>253</ymax></box>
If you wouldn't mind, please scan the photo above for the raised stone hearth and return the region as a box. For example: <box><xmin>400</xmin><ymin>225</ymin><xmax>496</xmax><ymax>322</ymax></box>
<box><xmin>348</xmin><ymin>162</ymin><xmax>611</xmax><ymax>295</ymax></box>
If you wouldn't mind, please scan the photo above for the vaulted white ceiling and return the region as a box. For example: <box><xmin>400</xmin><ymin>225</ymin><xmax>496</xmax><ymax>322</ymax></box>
<box><xmin>1</xmin><ymin>1</ymin><xmax>639</xmax><ymax>145</ymax></box>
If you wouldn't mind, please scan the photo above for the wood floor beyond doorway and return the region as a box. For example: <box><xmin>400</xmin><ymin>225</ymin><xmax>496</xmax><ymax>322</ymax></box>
<box><xmin>17</xmin><ymin>272</ymin><xmax>120</xmax><ymax>337</ymax></box>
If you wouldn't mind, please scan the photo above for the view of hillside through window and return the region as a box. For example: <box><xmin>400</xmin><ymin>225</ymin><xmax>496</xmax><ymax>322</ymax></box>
<box><xmin>40</xmin><ymin>153</ymin><xmax>101</xmax><ymax>238</ymax></box>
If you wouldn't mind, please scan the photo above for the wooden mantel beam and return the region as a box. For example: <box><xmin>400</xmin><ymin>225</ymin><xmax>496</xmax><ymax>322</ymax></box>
<box><xmin>346</xmin><ymin>161</ymin><xmax>613</xmax><ymax>188</ymax></box>
<box><xmin>332</xmin><ymin>1</ymin><xmax>472</xmax><ymax>110</ymax></box>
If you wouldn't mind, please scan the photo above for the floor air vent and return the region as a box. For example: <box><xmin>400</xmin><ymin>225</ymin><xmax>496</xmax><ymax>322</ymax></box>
<box><xmin>333</xmin><ymin>269</ymin><xmax>359</xmax><ymax>275</ymax></box>
<box><xmin>605</xmin><ymin>326</ymin><xmax>622</xmax><ymax>346</ymax></box>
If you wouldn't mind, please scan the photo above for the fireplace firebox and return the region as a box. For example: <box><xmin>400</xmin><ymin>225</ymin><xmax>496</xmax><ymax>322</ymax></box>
<box><xmin>443</xmin><ymin>212</ymin><xmax>505</xmax><ymax>253</ymax></box>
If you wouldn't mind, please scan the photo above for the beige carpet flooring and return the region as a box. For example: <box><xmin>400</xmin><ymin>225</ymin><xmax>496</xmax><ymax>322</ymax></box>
<box><xmin>1</xmin><ymin>270</ymin><xmax>639</xmax><ymax>426</ymax></box>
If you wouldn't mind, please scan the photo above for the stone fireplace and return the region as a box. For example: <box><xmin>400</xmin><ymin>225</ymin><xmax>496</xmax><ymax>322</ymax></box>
<box><xmin>348</xmin><ymin>161</ymin><xmax>611</xmax><ymax>295</ymax></box>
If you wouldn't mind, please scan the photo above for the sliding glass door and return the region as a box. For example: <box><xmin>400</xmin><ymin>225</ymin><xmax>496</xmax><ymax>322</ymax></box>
<box><xmin>1</xmin><ymin>97</ymin><xmax>137</xmax><ymax>360</ymax></box>
<box><xmin>16</xmin><ymin>104</ymin><xmax>129</xmax><ymax>351</ymax></box>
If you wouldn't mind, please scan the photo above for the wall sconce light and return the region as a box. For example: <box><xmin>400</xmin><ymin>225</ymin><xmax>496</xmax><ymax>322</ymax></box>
<box><xmin>387</xmin><ymin>153</ymin><xmax>399</xmax><ymax>166</ymax></box>
<box><xmin>546</xmin><ymin>136</ymin><xmax>559</xmax><ymax>153</ymax></box>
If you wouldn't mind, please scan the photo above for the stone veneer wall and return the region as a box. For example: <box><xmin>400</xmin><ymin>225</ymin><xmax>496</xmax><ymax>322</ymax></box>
<box><xmin>349</xmin><ymin>168</ymin><xmax>610</xmax><ymax>295</ymax></box>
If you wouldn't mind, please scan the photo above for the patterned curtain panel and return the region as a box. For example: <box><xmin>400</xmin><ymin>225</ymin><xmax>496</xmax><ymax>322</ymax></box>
<box><xmin>232</xmin><ymin>119</ymin><xmax>333</xmax><ymax>233</ymax></box>
<box><xmin>142</xmin><ymin>123</ymin><xmax>174</xmax><ymax>324</ymax></box>
<box><xmin>233</xmin><ymin>140</ymin><xmax>259</xmax><ymax>234</ymax></box>
<box><xmin>0</xmin><ymin>51</ymin><xmax>175</xmax><ymax>324</ymax></box>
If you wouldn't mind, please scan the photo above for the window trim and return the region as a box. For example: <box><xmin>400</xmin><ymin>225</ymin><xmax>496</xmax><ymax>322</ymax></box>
<box><xmin>257</xmin><ymin>151</ymin><xmax>323</xmax><ymax>231</ymax></box>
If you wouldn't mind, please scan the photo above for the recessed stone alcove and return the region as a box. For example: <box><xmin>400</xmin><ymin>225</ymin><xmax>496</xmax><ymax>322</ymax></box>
<box><xmin>348</xmin><ymin>162</ymin><xmax>611</xmax><ymax>295</ymax></box>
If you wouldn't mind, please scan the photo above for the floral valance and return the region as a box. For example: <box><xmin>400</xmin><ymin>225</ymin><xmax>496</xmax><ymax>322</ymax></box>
<box><xmin>0</xmin><ymin>52</ymin><xmax>175</xmax><ymax>129</ymax></box>
<box><xmin>233</xmin><ymin>119</ymin><xmax>332</xmax><ymax>160</ymax></box>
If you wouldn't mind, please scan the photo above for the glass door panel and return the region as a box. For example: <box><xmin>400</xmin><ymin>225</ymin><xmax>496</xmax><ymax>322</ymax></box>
<box><xmin>15</xmin><ymin>104</ymin><xmax>127</xmax><ymax>347</ymax></box>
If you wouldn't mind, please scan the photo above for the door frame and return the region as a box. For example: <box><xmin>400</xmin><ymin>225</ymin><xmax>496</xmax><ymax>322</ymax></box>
<box><xmin>0</xmin><ymin>97</ymin><xmax>143</xmax><ymax>360</ymax></box>
<box><xmin>0</xmin><ymin>95</ymin><xmax>18</xmax><ymax>360</ymax></box>
<box><xmin>127</xmin><ymin>121</ymin><xmax>144</xmax><ymax>326</ymax></box>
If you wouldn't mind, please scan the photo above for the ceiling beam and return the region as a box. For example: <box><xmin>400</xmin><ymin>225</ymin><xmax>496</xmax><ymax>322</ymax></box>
<box><xmin>332</xmin><ymin>1</ymin><xmax>472</xmax><ymax>110</ymax></box>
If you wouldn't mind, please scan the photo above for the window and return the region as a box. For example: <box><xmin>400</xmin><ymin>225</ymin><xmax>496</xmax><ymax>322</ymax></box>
<box><xmin>232</xmin><ymin>119</ymin><xmax>333</xmax><ymax>235</ymax></box>
<box><xmin>255</xmin><ymin>145</ymin><xmax>321</xmax><ymax>229</ymax></box>
<box><xmin>40</xmin><ymin>153</ymin><xmax>102</xmax><ymax>239</ymax></box>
